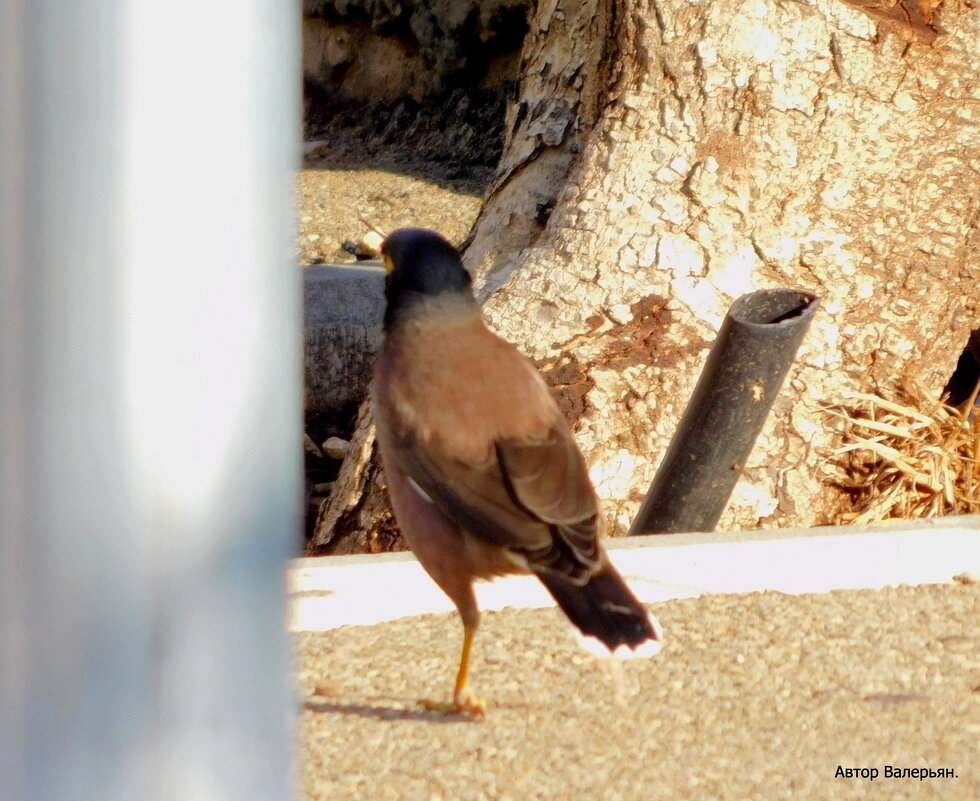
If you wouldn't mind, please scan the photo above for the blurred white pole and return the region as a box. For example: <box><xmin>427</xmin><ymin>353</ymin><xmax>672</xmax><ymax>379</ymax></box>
<box><xmin>0</xmin><ymin>1</ymin><xmax>301</xmax><ymax>800</ymax></box>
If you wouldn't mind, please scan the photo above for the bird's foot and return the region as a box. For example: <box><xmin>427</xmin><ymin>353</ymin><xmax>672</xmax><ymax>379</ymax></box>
<box><xmin>420</xmin><ymin>690</ymin><xmax>486</xmax><ymax>718</ymax></box>
<box><xmin>455</xmin><ymin>689</ymin><xmax>487</xmax><ymax>718</ymax></box>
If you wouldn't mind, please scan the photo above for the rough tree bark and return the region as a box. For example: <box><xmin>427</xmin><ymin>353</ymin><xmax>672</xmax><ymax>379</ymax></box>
<box><xmin>313</xmin><ymin>0</ymin><xmax>980</xmax><ymax>551</ymax></box>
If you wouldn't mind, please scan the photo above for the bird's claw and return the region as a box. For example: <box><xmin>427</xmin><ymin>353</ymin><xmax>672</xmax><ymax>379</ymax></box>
<box><xmin>420</xmin><ymin>692</ymin><xmax>486</xmax><ymax>718</ymax></box>
<box><xmin>456</xmin><ymin>691</ymin><xmax>487</xmax><ymax>718</ymax></box>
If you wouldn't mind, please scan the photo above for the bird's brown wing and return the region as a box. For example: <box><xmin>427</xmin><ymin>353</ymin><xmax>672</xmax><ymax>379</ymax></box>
<box><xmin>495</xmin><ymin>430</ymin><xmax>602</xmax><ymax>569</ymax></box>
<box><xmin>390</xmin><ymin>420</ymin><xmax>602</xmax><ymax>582</ymax></box>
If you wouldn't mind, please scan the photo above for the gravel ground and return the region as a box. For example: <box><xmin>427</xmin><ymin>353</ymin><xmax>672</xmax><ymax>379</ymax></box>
<box><xmin>295</xmin><ymin>582</ymin><xmax>979</xmax><ymax>801</ymax></box>
<box><xmin>297</xmin><ymin>159</ymin><xmax>486</xmax><ymax>266</ymax></box>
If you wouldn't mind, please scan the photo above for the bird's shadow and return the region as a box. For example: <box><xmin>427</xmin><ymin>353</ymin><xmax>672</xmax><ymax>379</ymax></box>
<box><xmin>303</xmin><ymin>695</ymin><xmax>482</xmax><ymax>724</ymax></box>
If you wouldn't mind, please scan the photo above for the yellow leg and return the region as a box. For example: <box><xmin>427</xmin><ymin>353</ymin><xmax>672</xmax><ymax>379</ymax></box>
<box><xmin>421</xmin><ymin>620</ymin><xmax>485</xmax><ymax>717</ymax></box>
<box><xmin>452</xmin><ymin>622</ymin><xmax>485</xmax><ymax>716</ymax></box>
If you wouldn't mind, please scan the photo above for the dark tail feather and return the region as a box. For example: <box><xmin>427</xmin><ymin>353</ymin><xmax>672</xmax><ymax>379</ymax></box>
<box><xmin>538</xmin><ymin>562</ymin><xmax>663</xmax><ymax>657</ymax></box>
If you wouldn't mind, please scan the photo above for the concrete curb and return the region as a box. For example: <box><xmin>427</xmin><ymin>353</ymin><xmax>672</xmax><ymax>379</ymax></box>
<box><xmin>288</xmin><ymin>515</ymin><xmax>980</xmax><ymax>632</ymax></box>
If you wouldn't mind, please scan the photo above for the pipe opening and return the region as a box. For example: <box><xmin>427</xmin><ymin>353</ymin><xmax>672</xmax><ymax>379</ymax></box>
<box><xmin>729</xmin><ymin>289</ymin><xmax>819</xmax><ymax>327</ymax></box>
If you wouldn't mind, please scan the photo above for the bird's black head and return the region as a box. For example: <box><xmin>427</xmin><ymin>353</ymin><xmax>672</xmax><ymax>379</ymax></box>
<box><xmin>381</xmin><ymin>228</ymin><xmax>475</xmax><ymax>327</ymax></box>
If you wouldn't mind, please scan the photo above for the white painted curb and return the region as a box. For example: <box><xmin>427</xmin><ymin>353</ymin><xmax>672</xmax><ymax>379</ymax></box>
<box><xmin>287</xmin><ymin>516</ymin><xmax>980</xmax><ymax>632</ymax></box>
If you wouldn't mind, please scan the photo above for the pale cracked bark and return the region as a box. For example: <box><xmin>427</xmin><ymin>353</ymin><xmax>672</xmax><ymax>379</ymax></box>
<box><xmin>470</xmin><ymin>0</ymin><xmax>980</xmax><ymax>533</ymax></box>
<box><xmin>314</xmin><ymin>0</ymin><xmax>980</xmax><ymax>549</ymax></box>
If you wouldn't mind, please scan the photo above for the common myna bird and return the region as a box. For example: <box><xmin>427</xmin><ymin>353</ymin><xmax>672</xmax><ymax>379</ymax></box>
<box><xmin>372</xmin><ymin>228</ymin><xmax>662</xmax><ymax>716</ymax></box>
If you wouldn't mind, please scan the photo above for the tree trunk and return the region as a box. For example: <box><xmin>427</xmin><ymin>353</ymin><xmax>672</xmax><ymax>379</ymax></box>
<box><xmin>313</xmin><ymin>0</ymin><xmax>980</xmax><ymax>550</ymax></box>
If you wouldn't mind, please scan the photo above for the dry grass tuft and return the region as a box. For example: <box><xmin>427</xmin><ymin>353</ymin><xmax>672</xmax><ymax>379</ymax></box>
<box><xmin>824</xmin><ymin>376</ymin><xmax>980</xmax><ymax>525</ymax></box>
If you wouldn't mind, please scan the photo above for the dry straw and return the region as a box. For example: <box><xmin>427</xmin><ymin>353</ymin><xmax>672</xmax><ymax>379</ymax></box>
<box><xmin>824</xmin><ymin>376</ymin><xmax>980</xmax><ymax>524</ymax></box>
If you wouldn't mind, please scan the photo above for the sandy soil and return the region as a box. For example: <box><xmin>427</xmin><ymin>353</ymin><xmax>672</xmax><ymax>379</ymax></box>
<box><xmin>297</xmin><ymin>157</ymin><xmax>486</xmax><ymax>266</ymax></box>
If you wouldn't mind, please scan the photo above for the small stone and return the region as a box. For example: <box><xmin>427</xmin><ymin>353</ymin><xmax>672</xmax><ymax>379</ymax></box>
<box><xmin>342</xmin><ymin>231</ymin><xmax>384</xmax><ymax>260</ymax></box>
<box><xmin>303</xmin><ymin>140</ymin><xmax>328</xmax><ymax>158</ymax></box>
<box><xmin>322</xmin><ymin>436</ymin><xmax>349</xmax><ymax>460</ymax></box>
<box><xmin>952</xmin><ymin>572</ymin><xmax>979</xmax><ymax>585</ymax></box>
<box><xmin>312</xmin><ymin>682</ymin><xmax>340</xmax><ymax>698</ymax></box>
<box><xmin>304</xmin><ymin>433</ymin><xmax>323</xmax><ymax>457</ymax></box>
<box><xmin>360</xmin><ymin>231</ymin><xmax>383</xmax><ymax>255</ymax></box>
